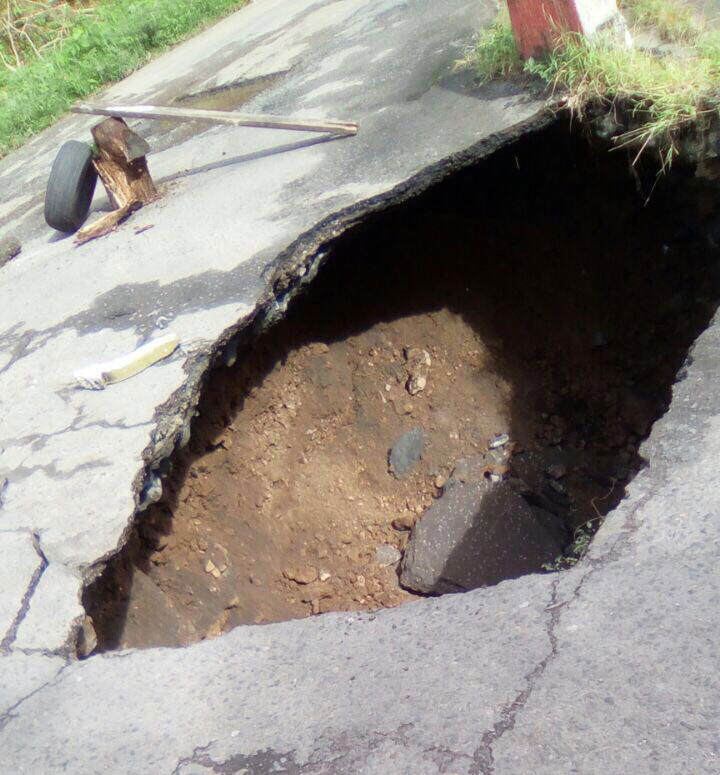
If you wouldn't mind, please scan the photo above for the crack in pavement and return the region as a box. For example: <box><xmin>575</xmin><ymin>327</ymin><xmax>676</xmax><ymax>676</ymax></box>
<box><xmin>467</xmin><ymin>480</ymin><xmax>655</xmax><ymax>774</ymax></box>
<box><xmin>0</xmin><ymin>661</ymin><xmax>70</xmax><ymax>734</ymax></box>
<box><xmin>469</xmin><ymin>577</ymin><xmax>563</xmax><ymax>775</ymax></box>
<box><xmin>0</xmin><ymin>415</ymin><xmax>154</xmax><ymax>453</ymax></box>
<box><xmin>0</xmin><ymin>531</ymin><xmax>48</xmax><ymax>654</ymax></box>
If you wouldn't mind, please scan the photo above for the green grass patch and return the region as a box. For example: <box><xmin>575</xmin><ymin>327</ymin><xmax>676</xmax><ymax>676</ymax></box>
<box><xmin>462</xmin><ymin>0</ymin><xmax>720</xmax><ymax>167</ymax></box>
<box><xmin>469</xmin><ymin>12</ymin><xmax>523</xmax><ymax>83</ymax></box>
<box><xmin>0</xmin><ymin>0</ymin><xmax>247</xmax><ymax>157</ymax></box>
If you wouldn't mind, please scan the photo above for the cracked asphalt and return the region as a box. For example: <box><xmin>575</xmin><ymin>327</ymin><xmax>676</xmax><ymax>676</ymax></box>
<box><xmin>1</xmin><ymin>0</ymin><xmax>718</xmax><ymax>772</ymax></box>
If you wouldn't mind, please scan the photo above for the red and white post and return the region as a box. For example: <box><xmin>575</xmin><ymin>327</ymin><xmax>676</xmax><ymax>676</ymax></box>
<box><xmin>506</xmin><ymin>0</ymin><xmax>628</xmax><ymax>59</ymax></box>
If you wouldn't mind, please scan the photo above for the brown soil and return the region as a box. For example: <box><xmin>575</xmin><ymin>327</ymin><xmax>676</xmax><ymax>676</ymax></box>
<box><xmin>85</xmin><ymin>124</ymin><xmax>720</xmax><ymax>651</ymax></box>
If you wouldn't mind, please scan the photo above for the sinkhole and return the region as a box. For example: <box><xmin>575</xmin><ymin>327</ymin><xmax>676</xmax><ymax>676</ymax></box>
<box><xmin>84</xmin><ymin>121</ymin><xmax>720</xmax><ymax>652</ymax></box>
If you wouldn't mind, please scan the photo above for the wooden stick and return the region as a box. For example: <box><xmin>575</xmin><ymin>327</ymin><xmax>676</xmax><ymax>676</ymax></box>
<box><xmin>75</xmin><ymin>201</ymin><xmax>141</xmax><ymax>245</ymax></box>
<box><xmin>72</xmin><ymin>103</ymin><xmax>358</xmax><ymax>136</ymax></box>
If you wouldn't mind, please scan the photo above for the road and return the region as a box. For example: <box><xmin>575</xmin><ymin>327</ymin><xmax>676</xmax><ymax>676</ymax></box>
<box><xmin>1</xmin><ymin>0</ymin><xmax>717</xmax><ymax>773</ymax></box>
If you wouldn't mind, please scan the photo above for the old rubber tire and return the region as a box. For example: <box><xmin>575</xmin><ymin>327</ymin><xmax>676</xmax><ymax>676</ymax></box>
<box><xmin>44</xmin><ymin>141</ymin><xmax>97</xmax><ymax>233</ymax></box>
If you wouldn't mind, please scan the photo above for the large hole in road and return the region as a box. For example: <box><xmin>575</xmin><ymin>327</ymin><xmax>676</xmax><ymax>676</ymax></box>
<box><xmin>84</xmin><ymin>121</ymin><xmax>720</xmax><ymax>651</ymax></box>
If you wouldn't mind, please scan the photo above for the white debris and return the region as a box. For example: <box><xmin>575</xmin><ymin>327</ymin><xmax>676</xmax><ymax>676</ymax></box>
<box><xmin>74</xmin><ymin>333</ymin><xmax>178</xmax><ymax>389</ymax></box>
<box><xmin>489</xmin><ymin>432</ymin><xmax>510</xmax><ymax>449</ymax></box>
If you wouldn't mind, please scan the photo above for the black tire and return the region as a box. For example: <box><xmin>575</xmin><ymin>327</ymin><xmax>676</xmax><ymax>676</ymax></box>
<box><xmin>44</xmin><ymin>141</ymin><xmax>98</xmax><ymax>233</ymax></box>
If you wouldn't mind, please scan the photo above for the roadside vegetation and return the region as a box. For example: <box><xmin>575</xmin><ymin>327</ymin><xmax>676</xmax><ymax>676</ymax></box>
<box><xmin>0</xmin><ymin>0</ymin><xmax>247</xmax><ymax>157</ymax></box>
<box><xmin>463</xmin><ymin>0</ymin><xmax>720</xmax><ymax>167</ymax></box>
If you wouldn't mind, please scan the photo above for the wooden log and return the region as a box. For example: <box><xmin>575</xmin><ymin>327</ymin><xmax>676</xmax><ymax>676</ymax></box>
<box><xmin>75</xmin><ymin>117</ymin><xmax>157</xmax><ymax>244</ymax></box>
<box><xmin>72</xmin><ymin>103</ymin><xmax>359</xmax><ymax>136</ymax></box>
<box><xmin>91</xmin><ymin>117</ymin><xmax>157</xmax><ymax>209</ymax></box>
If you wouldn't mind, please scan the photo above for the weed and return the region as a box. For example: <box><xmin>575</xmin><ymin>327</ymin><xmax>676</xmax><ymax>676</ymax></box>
<box><xmin>542</xmin><ymin>521</ymin><xmax>596</xmax><ymax>571</ymax></box>
<box><xmin>459</xmin><ymin>11</ymin><xmax>523</xmax><ymax>84</ymax></box>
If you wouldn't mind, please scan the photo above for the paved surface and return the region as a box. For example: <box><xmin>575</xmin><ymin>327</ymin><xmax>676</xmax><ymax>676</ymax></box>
<box><xmin>1</xmin><ymin>0</ymin><xmax>717</xmax><ymax>772</ymax></box>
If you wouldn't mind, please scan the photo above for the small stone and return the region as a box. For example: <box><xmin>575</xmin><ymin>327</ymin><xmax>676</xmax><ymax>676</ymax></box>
<box><xmin>375</xmin><ymin>544</ymin><xmax>402</xmax><ymax>566</ymax></box>
<box><xmin>319</xmin><ymin>569</ymin><xmax>331</xmax><ymax>582</ymax></box>
<box><xmin>356</xmin><ymin>574</ymin><xmax>366</xmax><ymax>587</ymax></box>
<box><xmin>406</xmin><ymin>374</ymin><xmax>427</xmax><ymax>395</ymax></box>
<box><xmin>489</xmin><ymin>433</ymin><xmax>510</xmax><ymax>449</ymax></box>
<box><xmin>0</xmin><ymin>236</ymin><xmax>21</xmax><ymax>268</ymax></box>
<box><xmin>283</xmin><ymin>565</ymin><xmax>318</xmax><ymax>584</ymax></box>
<box><xmin>311</xmin><ymin>599</ymin><xmax>321</xmax><ymax>614</ymax></box>
<box><xmin>316</xmin><ymin>343</ymin><xmax>330</xmax><ymax>354</ymax></box>
<box><xmin>205</xmin><ymin>559</ymin><xmax>218</xmax><ymax>575</ymax></box>
<box><xmin>546</xmin><ymin>464</ymin><xmax>567</xmax><ymax>479</ymax></box>
<box><xmin>404</xmin><ymin>347</ymin><xmax>431</xmax><ymax>367</ymax></box>
<box><xmin>392</xmin><ymin>513</ymin><xmax>416</xmax><ymax>531</ymax></box>
<box><xmin>403</xmin><ymin>403</ymin><xmax>414</xmax><ymax>414</ymax></box>
<box><xmin>389</xmin><ymin>427</ymin><xmax>424</xmax><ymax>477</ymax></box>
<box><xmin>76</xmin><ymin>616</ymin><xmax>97</xmax><ymax>659</ymax></box>
<box><xmin>434</xmin><ymin>474</ymin><xmax>447</xmax><ymax>489</ymax></box>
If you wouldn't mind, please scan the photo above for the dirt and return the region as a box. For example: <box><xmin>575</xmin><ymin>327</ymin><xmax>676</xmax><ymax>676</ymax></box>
<box><xmin>85</xmin><ymin>122</ymin><xmax>720</xmax><ymax>651</ymax></box>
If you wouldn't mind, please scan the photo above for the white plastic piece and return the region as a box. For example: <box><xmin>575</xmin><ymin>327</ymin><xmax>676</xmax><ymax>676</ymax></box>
<box><xmin>74</xmin><ymin>333</ymin><xmax>179</xmax><ymax>389</ymax></box>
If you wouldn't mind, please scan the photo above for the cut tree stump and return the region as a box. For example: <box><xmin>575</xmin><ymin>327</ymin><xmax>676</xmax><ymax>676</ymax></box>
<box><xmin>75</xmin><ymin>117</ymin><xmax>158</xmax><ymax>244</ymax></box>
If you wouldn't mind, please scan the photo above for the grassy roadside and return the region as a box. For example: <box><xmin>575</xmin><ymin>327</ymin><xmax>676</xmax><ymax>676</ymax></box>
<box><xmin>0</xmin><ymin>0</ymin><xmax>247</xmax><ymax>158</ymax></box>
<box><xmin>463</xmin><ymin>0</ymin><xmax>720</xmax><ymax>167</ymax></box>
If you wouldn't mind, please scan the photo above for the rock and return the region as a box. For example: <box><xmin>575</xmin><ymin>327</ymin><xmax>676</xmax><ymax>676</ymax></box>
<box><xmin>375</xmin><ymin>544</ymin><xmax>402</xmax><ymax>566</ymax></box>
<box><xmin>76</xmin><ymin>616</ymin><xmax>97</xmax><ymax>659</ymax></box>
<box><xmin>489</xmin><ymin>432</ymin><xmax>510</xmax><ymax>449</ymax></box>
<box><xmin>404</xmin><ymin>347</ymin><xmax>430</xmax><ymax>395</ymax></box>
<box><xmin>318</xmin><ymin>569</ymin><xmax>331</xmax><ymax>582</ymax></box>
<box><xmin>434</xmin><ymin>474</ymin><xmax>447</xmax><ymax>489</ymax></box>
<box><xmin>392</xmin><ymin>513</ymin><xmax>416</xmax><ymax>531</ymax></box>
<box><xmin>283</xmin><ymin>565</ymin><xmax>318</xmax><ymax>584</ymax></box>
<box><xmin>204</xmin><ymin>544</ymin><xmax>228</xmax><ymax>578</ymax></box>
<box><xmin>406</xmin><ymin>374</ymin><xmax>426</xmax><ymax>395</ymax></box>
<box><xmin>403</xmin><ymin>347</ymin><xmax>431</xmax><ymax>368</ymax></box>
<box><xmin>389</xmin><ymin>427</ymin><xmax>424</xmax><ymax>477</ymax></box>
<box><xmin>400</xmin><ymin>478</ymin><xmax>569</xmax><ymax>595</ymax></box>
<box><xmin>0</xmin><ymin>235</ymin><xmax>21</xmax><ymax>268</ymax></box>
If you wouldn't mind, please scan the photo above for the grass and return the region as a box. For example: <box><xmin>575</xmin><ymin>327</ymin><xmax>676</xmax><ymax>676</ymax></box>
<box><xmin>0</xmin><ymin>0</ymin><xmax>247</xmax><ymax>157</ymax></box>
<box><xmin>462</xmin><ymin>0</ymin><xmax>720</xmax><ymax>167</ymax></box>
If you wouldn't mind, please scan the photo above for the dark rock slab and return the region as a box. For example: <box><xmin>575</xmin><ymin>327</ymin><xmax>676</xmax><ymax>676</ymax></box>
<box><xmin>400</xmin><ymin>479</ymin><xmax>568</xmax><ymax>594</ymax></box>
<box><xmin>388</xmin><ymin>426</ymin><xmax>424</xmax><ymax>477</ymax></box>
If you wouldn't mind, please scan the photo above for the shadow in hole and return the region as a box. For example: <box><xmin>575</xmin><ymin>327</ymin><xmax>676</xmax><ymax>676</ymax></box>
<box><xmin>83</xmin><ymin>120</ymin><xmax>720</xmax><ymax>650</ymax></box>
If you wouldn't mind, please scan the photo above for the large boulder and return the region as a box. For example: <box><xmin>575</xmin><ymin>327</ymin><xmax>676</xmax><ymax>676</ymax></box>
<box><xmin>400</xmin><ymin>472</ymin><xmax>569</xmax><ymax>594</ymax></box>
